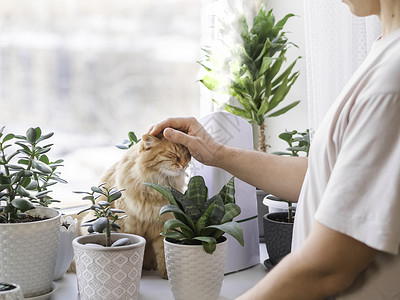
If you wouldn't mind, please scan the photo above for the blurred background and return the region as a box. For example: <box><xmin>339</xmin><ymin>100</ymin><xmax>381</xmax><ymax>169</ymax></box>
<box><xmin>0</xmin><ymin>0</ymin><xmax>308</xmax><ymax>209</ymax></box>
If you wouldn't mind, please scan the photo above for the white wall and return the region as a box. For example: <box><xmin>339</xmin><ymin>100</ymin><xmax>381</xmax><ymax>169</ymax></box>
<box><xmin>258</xmin><ymin>0</ymin><xmax>308</xmax><ymax>153</ymax></box>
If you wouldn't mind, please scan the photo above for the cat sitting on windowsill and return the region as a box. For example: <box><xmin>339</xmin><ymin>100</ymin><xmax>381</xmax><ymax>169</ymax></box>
<box><xmin>74</xmin><ymin>134</ymin><xmax>191</xmax><ymax>279</ymax></box>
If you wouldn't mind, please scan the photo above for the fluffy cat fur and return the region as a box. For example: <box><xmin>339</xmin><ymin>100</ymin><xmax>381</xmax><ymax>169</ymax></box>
<box><xmin>80</xmin><ymin>134</ymin><xmax>191</xmax><ymax>279</ymax></box>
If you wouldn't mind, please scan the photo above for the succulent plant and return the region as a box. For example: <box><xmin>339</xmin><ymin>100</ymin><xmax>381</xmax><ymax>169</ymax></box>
<box><xmin>145</xmin><ymin>176</ymin><xmax>244</xmax><ymax>254</ymax></box>
<box><xmin>273</xmin><ymin>129</ymin><xmax>310</xmax><ymax>157</ymax></box>
<box><xmin>75</xmin><ymin>183</ymin><xmax>128</xmax><ymax>247</ymax></box>
<box><xmin>200</xmin><ymin>4</ymin><xmax>301</xmax><ymax>152</ymax></box>
<box><xmin>0</xmin><ymin>126</ymin><xmax>66</xmax><ymax>223</ymax></box>
<box><xmin>115</xmin><ymin>131</ymin><xmax>141</xmax><ymax>150</ymax></box>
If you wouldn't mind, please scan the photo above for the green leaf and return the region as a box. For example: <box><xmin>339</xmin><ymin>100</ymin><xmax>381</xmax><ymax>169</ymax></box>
<box><xmin>195</xmin><ymin>202</ymin><xmax>215</xmax><ymax>233</ymax></box>
<box><xmin>115</xmin><ymin>144</ymin><xmax>129</xmax><ymax>150</ymax></box>
<box><xmin>2</xmin><ymin>133</ymin><xmax>15</xmax><ymax>143</ymax></box>
<box><xmin>257</xmin><ymin>57</ymin><xmax>274</xmax><ymax>79</ymax></box>
<box><xmin>254</xmin><ymin>39</ymin><xmax>272</xmax><ymax>63</ymax></box>
<box><xmin>161</xmin><ymin>231</ymin><xmax>188</xmax><ymax>241</ymax></box>
<box><xmin>206</xmin><ymin>195</ymin><xmax>225</xmax><ymax>225</ymax></box>
<box><xmin>36</xmin><ymin>132</ymin><xmax>54</xmax><ymax>143</ymax></box>
<box><xmin>159</xmin><ymin>204</ymin><xmax>196</xmax><ymax>231</ymax></box>
<box><xmin>223</xmin><ymin>104</ymin><xmax>252</xmax><ymax>119</ymax></box>
<box><xmin>271</xmin><ymin>57</ymin><xmax>299</xmax><ymax>88</ymax></box>
<box><xmin>258</xmin><ymin>97</ymin><xmax>270</xmax><ymax>116</ymax></box>
<box><xmin>128</xmin><ymin>131</ymin><xmax>138</xmax><ymax>143</ymax></box>
<box><xmin>200</xmin><ymin>73</ymin><xmax>221</xmax><ymax>92</ymax></box>
<box><xmin>274</xmin><ymin>13</ymin><xmax>295</xmax><ymax>31</ymax></box>
<box><xmin>193</xmin><ymin>236</ymin><xmax>217</xmax><ymax>254</ymax></box>
<box><xmin>16</xmin><ymin>185</ymin><xmax>31</xmax><ymax>197</ymax></box>
<box><xmin>35</xmin><ymin>127</ymin><xmax>42</xmax><ymax>140</ymax></box>
<box><xmin>267</xmin><ymin>50</ymin><xmax>287</xmax><ymax>83</ymax></box>
<box><xmin>163</xmin><ymin>219</ymin><xmax>194</xmax><ymax>238</ymax></box>
<box><xmin>109</xmin><ymin>191</ymin><xmax>122</xmax><ymax>202</ymax></box>
<box><xmin>206</xmin><ymin>221</ymin><xmax>244</xmax><ymax>246</ymax></box>
<box><xmin>220</xmin><ymin>203</ymin><xmax>241</xmax><ymax>223</ymax></box>
<box><xmin>266</xmin><ymin>100</ymin><xmax>300</xmax><ymax>117</ymax></box>
<box><xmin>279</xmin><ymin>132</ymin><xmax>294</xmax><ymax>144</ymax></box>
<box><xmin>92</xmin><ymin>217</ymin><xmax>109</xmax><ymax>233</ymax></box>
<box><xmin>25</xmin><ymin>180</ymin><xmax>38</xmax><ymax>190</ymax></box>
<box><xmin>26</xmin><ymin>128</ymin><xmax>37</xmax><ymax>143</ymax></box>
<box><xmin>144</xmin><ymin>182</ymin><xmax>178</xmax><ymax>206</ymax></box>
<box><xmin>11</xmin><ymin>198</ymin><xmax>35</xmax><ymax>212</ymax></box>
<box><xmin>219</xmin><ymin>177</ymin><xmax>235</xmax><ymax>204</ymax></box>
<box><xmin>183</xmin><ymin>176</ymin><xmax>208</xmax><ymax>222</ymax></box>
<box><xmin>32</xmin><ymin>160</ymin><xmax>53</xmax><ymax>174</ymax></box>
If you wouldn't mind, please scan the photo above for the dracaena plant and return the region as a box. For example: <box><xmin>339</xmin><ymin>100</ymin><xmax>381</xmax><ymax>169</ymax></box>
<box><xmin>200</xmin><ymin>4</ymin><xmax>301</xmax><ymax>152</ymax></box>
<box><xmin>269</xmin><ymin>129</ymin><xmax>310</xmax><ymax>222</ymax></box>
<box><xmin>145</xmin><ymin>176</ymin><xmax>244</xmax><ymax>254</ymax></box>
<box><xmin>0</xmin><ymin>126</ymin><xmax>66</xmax><ymax>223</ymax></box>
<box><xmin>75</xmin><ymin>183</ymin><xmax>127</xmax><ymax>247</ymax></box>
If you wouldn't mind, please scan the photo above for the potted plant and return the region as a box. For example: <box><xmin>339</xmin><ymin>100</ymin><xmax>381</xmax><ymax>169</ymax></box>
<box><xmin>146</xmin><ymin>176</ymin><xmax>244</xmax><ymax>300</ymax></box>
<box><xmin>73</xmin><ymin>183</ymin><xmax>146</xmax><ymax>300</ymax></box>
<box><xmin>199</xmin><ymin>4</ymin><xmax>301</xmax><ymax>152</ymax></box>
<box><xmin>0</xmin><ymin>282</ymin><xmax>24</xmax><ymax>300</ymax></box>
<box><xmin>0</xmin><ymin>126</ymin><xmax>64</xmax><ymax>298</ymax></box>
<box><xmin>263</xmin><ymin>129</ymin><xmax>309</xmax><ymax>269</ymax></box>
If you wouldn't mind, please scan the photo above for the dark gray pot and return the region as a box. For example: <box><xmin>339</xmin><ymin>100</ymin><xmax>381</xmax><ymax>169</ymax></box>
<box><xmin>263</xmin><ymin>212</ymin><xmax>293</xmax><ymax>267</ymax></box>
<box><xmin>256</xmin><ymin>189</ymin><xmax>269</xmax><ymax>242</ymax></box>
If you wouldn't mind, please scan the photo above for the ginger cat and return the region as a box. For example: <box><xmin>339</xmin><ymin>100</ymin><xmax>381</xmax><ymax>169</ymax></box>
<box><xmin>84</xmin><ymin>134</ymin><xmax>191</xmax><ymax>279</ymax></box>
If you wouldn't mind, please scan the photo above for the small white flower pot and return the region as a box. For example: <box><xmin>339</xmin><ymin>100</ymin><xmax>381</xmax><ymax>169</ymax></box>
<box><xmin>73</xmin><ymin>233</ymin><xmax>146</xmax><ymax>300</ymax></box>
<box><xmin>0</xmin><ymin>207</ymin><xmax>61</xmax><ymax>298</ymax></box>
<box><xmin>0</xmin><ymin>282</ymin><xmax>24</xmax><ymax>300</ymax></box>
<box><xmin>53</xmin><ymin>216</ymin><xmax>78</xmax><ymax>281</ymax></box>
<box><xmin>164</xmin><ymin>237</ymin><xmax>228</xmax><ymax>300</ymax></box>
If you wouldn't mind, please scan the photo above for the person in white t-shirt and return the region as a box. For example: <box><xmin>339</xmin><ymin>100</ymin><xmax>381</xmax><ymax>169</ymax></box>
<box><xmin>149</xmin><ymin>0</ymin><xmax>400</xmax><ymax>299</ymax></box>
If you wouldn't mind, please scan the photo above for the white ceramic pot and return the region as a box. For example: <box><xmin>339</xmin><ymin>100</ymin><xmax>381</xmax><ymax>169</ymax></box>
<box><xmin>73</xmin><ymin>233</ymin><xmax>146</xmax><ymax>300</ymax></box>
<box><xmin>53</xmin><ymin>216</ymin><xmax>78</xmax><ymax>281</ymax></box>
<box><xmin>263</xmin><ymin>195</ymin><xmax>297</xmax><ymax>213</ymax></box>
<box><xmin>0</xmin><ymin>207</ymin><xmax>61</xmax><ymax>298</ymax></box>
<box><xmin>164</xmin><ymin>237</ymin><xmax>228</xmax><ymax>300</ymax></box>
<box><xmin>0</xmin><ymin>283</ymin><xmax>24</xmax><ymax>300</ymax></box>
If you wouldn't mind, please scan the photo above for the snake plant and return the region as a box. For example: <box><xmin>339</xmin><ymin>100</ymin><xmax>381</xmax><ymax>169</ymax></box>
<box><xmin>145</xmin><ymin>176</ymin><xmax>244</xmax><ymax>254</ymax></box>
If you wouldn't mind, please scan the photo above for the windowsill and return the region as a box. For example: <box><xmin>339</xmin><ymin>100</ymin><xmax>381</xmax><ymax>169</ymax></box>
<box><xmin>53</xmin><ymin>244</ymin><xmax>269</xmax><ymax>300</ymax></box>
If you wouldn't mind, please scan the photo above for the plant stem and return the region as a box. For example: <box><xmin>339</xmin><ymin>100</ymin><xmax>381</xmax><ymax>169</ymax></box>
<box><xmin>258</xmin><ymin>122</ymin><xmax>267</xmax><ymax>152</ymax></box>
<box><xmin>105</xmin><ymin>222</ymin><xmax>111</xmax><ymax>247</ymax></box>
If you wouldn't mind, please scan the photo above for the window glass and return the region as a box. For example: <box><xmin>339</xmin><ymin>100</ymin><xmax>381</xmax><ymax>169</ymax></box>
<box><xmin>0</xmin><ymin>0</ymin><xmax>201</xmax><ymax>208</ymax></box>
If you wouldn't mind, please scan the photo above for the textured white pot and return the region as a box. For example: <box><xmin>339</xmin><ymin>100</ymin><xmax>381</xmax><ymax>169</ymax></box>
<box><xmin>0</xmin><ymin>207</ymin><xmax>61</xmax><ymax>298</ymax></box>
<box><xmin>164</xmin><ymin>237</ymin><xmax>228</xmax><ymax>300</ymax></box>
<box><xmin>53</xmin><ymin>216</ymin><xmax>78</xmax><ymax>281</ymax></box>
<box><xmin>73</xmin><ymin>233</ymin><xmax>146</xmax><ymax>300</ymax></box>
<box><xmin>0</xmin><ymin>283</ymin><xmax>24</xmax><ymax>300</ymax></box>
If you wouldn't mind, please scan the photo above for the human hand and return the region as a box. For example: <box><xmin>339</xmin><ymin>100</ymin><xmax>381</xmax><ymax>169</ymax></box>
<box><xmin>149</xmin><ymin>117</ymin><xmax>224</xmax><ymax>166</ymax></box>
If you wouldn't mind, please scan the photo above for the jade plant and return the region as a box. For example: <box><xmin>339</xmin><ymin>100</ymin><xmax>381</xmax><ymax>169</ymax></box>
<box><xmin>269</xmin><ymin>129</ymin><xmax>310</xmax><ymax>222</ymax></box>
<box><xmin>146</xmin><ymin>176</ymin><xmax>244</xmax><ymax>254</ymax></box>
<box><xmin>273</xmin><ymin>129</ymin><xmax>310</xmax><ymax>157</ymax></box>
<box><xmin>76</xmin><ymin>183</ymin><xmax>128</xmax><ymax>247</ymax></box>
<box><xmin>0</xmin><ymin>126</ymin><xmax>66</xmax><ymax>223</ymax></box>
<box><xmin>200</xmin><ymin>5</ymin><xmax>301</xmax><ymax>152</ymax></box>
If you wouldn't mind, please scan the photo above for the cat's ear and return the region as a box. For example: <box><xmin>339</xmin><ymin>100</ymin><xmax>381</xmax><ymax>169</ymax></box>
<box><xmin>142</xmin><ymin>134</ymin><xmax>159</xmax><ymax>149</ymax></box>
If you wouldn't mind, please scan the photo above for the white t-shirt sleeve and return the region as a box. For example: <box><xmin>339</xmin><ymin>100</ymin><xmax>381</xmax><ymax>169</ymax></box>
<box><xmin>315</xmin><ymin>93</ymin><xmax>400</xmax><ymax>255</ymax></box>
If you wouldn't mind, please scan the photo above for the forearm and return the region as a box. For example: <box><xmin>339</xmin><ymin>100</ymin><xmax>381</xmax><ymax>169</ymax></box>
<box><xmin>212</xmin><ymin>145</ymin><xmax>308</xmax><ymax>202</ymax></box>
<box><xmin>236</xmin><ymin>222</ymin><xmax>378</xmax><ymax>300</ymax></box>
<box><xmin>237</xmin><ymin>251</ymin><xmax>335</xmax><ymax>300</ymax></box>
